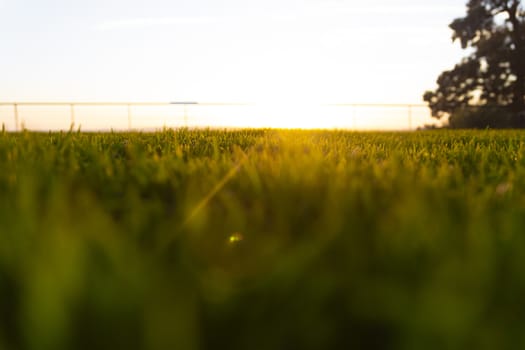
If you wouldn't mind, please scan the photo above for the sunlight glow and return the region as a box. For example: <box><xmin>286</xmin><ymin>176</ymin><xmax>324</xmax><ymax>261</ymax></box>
<box><xmin>0</xmin><ymin>0</ymin><xmax>466</xmax><ymax>130</ymax></box>
<box><xmin>228</xmin><ymin>233</ymin><xmax>244</xmax><ymax>244</ymax></box>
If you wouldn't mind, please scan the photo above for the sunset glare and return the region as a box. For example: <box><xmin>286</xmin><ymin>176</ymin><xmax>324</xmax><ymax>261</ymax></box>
<box><xmin>0</xmin><ymin>0</ymin><xmax>467</xmax><ymax>129</ymax></box>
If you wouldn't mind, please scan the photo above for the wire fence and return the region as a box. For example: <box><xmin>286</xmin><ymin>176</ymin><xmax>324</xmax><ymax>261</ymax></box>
<box><xmin>0</xmin><ymin>101</ymin><xmax>434</xmax><ymax>131</ymax></box>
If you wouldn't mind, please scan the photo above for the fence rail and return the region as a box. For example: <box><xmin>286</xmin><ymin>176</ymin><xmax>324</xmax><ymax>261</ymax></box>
<box><xmin>0</xmin><ymin>102</ymin><xmax>255</xmax><ymax>131</ymax></box>
<box><xmin>0</xmin><ymin>101</ymin><xmax>431</xmax><ymax>131</ymax></box>
<box><xmin>324</xmin><ymin>103</ymin><xmax>428</xmax><ymax>131</ymax></box>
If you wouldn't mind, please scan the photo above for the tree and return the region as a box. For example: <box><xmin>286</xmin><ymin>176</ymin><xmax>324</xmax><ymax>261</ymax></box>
<box><xmin>423</xmin><ymin>0</ymin><xmax>525</xmax><ymax>125</ymax></box>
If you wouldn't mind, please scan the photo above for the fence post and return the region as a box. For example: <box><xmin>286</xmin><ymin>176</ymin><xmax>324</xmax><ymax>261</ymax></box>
<box><xmin>352</xmin><ymin>104</ymin><xmax>356</xmax><ymax>130</ymax></box>
<box><xmin>70</xmin><ymin>104</ymin><xmax>75</xmax><ymax>127</ymax></box>
<box><xmin>408</xmin><ymin>104</ymin><xmax>413</xmax><ymax>130</ymax></box>
<box><xmin>127</xmin><ymin>104</ymin><xmax>132</xmax><ymax>130</ymax></box>
<box><xmin>14</xmin><ymin>104</ymin><xmax>19</xmax><ymax>131</ymax></box>
<box><xmin>184</xmin><ymin>104</ymin><xmax>188</xmax><ymax>127</ymax></box>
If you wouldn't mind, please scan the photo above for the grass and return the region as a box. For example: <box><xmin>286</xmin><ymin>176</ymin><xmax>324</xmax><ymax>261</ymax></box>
<box><xmin>1</xmin><ymin>128</ymin><xmax>525</xmax><ymax>349</ymax></box>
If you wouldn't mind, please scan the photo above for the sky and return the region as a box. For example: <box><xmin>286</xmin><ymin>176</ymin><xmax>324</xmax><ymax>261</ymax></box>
<box><xmin>0</xmin><ymin>0</ymin><xmax>469</xmax><ymax>129</ymax></box>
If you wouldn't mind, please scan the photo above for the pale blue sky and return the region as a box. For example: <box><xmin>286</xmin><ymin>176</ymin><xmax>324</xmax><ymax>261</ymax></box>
<box><xmin>1</xmin><ymin>0</ymin><xmax>466</xmax><ymax>107</ymax></box>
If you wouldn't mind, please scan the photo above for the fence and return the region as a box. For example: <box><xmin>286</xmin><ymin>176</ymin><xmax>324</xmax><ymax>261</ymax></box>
<box><xmin>325</xmin><ymin>103</ymin><xmax>431</xmax><ymax>130</ymax></box>
<box><xmin>0</xmin><ymin>101</ymin><xmax>433</xmax><ymax>131</ymax></box>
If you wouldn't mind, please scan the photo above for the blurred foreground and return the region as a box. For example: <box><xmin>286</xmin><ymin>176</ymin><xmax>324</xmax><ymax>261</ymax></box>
<box><xmin>1</xmin><ymin>129</ymin><xmax>525</xmax><ymax>349</ymax></box>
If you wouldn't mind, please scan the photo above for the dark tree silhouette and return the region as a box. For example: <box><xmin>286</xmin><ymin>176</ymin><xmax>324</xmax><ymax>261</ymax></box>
<box><xmin>424</xmin><ymin>0</ymin><xmax>525</xmax><ymax>125</ymax></box>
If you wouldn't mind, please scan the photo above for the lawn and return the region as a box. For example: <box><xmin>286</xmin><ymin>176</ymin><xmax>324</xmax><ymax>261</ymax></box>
<box><xmin>1</xmin><ymin>129</ymin><xmax>525</xmax><ymax>349</ymax></box>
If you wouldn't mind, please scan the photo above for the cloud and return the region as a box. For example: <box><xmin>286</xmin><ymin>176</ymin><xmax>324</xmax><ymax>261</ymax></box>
<box><xmin>95</xmin><ymin>16</ymin><xmax>216</xmax><ymax>31</ymax></box>
<box><xmin>305</xmin><ymin>4</ymin><xmax>465</xmax><ymax>16</ymax></box>
<box><xmin>93</xmin><ymin>4</ymin><xmax>465</xmax><ymax>32</ymax></box>
<box><xmin>94</xmin><ymin>13</ymin><xmax>303</xmax><ymax>32</ymax></box>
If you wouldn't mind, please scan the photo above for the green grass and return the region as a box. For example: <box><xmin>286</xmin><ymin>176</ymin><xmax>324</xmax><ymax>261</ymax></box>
<box><xmin>2</xmin><ymin>128</ymin><xmax>525</xmax><ymax>349</ymax></box>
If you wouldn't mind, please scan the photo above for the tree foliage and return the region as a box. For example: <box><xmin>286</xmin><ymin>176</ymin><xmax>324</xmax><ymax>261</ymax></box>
<box><xmin>424</xmin><ymin>0</ymin><xmax>525</xmax><ymax>125</ymax></box>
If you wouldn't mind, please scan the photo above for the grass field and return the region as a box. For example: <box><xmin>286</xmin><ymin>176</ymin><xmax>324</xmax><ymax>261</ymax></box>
<box><xmin>1</xmin><ymin>128</ymin><xmax>525</xmax><ymax>349</ymax></box>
